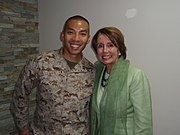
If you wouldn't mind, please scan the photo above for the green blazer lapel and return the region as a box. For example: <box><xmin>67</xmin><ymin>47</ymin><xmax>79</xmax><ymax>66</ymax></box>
<box><xmin>91</xmin><ymin>62</ymin><xmax>104</xmax><ymax>112</ymax></box>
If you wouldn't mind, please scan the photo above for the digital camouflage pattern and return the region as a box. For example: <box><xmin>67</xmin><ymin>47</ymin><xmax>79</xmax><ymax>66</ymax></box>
<box><xmin>10</xmin><ymin>48</ymin><xmax>95</xmax><ymax>135</ymax></box>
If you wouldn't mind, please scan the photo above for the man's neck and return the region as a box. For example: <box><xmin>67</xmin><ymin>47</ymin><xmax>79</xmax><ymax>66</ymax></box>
<box><xmin>62</xmin><ymin>51</ymin><xmax>82</xmax><ymax>63</ymax></box>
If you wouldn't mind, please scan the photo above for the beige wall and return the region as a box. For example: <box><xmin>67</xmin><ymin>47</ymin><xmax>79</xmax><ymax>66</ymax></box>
<box><xmin>38</xmin><ymin>0</ymin><xmax>180</xmax><ymax>135</ymax></box>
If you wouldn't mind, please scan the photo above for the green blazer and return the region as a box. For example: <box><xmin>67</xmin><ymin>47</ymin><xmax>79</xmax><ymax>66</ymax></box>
<box><xmin>90</xmin><ymin>59</ymin><xmax>153</xmax><ymax>135</ymax></box>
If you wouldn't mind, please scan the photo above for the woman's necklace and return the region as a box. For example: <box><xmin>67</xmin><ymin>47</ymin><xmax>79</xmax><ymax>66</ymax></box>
<box><xmin>101</xmin><ymin>67</ymin><xmax>109</xmax><ymax>87</ymax></box>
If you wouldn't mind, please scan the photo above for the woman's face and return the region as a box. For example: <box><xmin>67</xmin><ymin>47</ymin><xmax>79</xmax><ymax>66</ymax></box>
<box><xmin>96</xmin><ymin>34</ymin><xmax>119</xmax><ymax>67</ymax></box>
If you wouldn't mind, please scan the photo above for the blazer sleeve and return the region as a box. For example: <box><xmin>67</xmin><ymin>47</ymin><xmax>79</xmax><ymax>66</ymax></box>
<box><xmin>129</xmin><ymin>69</ymin><xmax>153</xmax><ymax>135</ymax></box>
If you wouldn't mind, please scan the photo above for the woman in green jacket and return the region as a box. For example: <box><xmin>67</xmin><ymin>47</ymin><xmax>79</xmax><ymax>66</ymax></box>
<box><xmin>90</xmin><ymin>27</ymin><xmax>153</xmax><ymax>135</ymax></box>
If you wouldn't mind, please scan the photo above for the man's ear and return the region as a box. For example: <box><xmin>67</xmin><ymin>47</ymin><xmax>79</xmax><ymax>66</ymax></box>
<box><xmin>60</xmin><ymin>32</ymin><xmax>64</xmax><ymax>41</ymax></box>
<box><xmin>87</xmin><ymin>35</ymin><xmax>91</xmax><ymax>44</ymax></box>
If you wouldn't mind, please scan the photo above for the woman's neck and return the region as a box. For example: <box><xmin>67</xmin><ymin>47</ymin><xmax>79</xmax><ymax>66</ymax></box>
<box><xmin>106</xmin><ymin>65</ymin><xmax>112</xmax><ymax>74</ymax></box>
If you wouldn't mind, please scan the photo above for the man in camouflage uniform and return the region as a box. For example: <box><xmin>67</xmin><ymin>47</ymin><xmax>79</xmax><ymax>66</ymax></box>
<box><xmin>10</xmin><ymin>15</ymin><xmax>95</xmax><ymax>135</ymax></box>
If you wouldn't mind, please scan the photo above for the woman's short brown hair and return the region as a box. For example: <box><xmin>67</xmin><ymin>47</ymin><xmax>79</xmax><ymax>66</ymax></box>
<box><xmin>91</xmin><ymin>27</ymin><xmax>127</xmax><ymax>59</ymax></box>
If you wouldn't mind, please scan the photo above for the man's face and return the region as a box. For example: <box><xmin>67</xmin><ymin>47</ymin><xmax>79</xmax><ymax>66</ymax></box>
<box><xmin>61</xmin><ymin>19</ymin><xmax>90</xmax><ymax>61</ymax></box>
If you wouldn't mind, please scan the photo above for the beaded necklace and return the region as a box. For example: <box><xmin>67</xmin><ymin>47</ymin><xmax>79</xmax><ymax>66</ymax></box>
<box><xmin>101</xmin><ymin>67</ymin><xmax>109</xmax><ymax>87</ymax></box>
